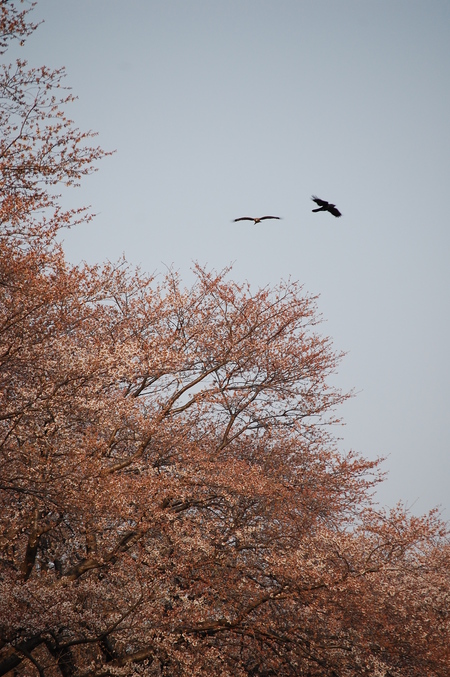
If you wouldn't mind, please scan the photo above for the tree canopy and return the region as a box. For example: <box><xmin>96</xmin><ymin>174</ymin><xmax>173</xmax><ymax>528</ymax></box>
<box><xmin>1</xmin><ymin>3</ymin><xmax>449</xmax><ymax>676</ymax></box>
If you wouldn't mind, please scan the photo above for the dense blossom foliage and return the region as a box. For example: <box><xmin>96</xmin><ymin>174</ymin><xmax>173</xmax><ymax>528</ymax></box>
<box><xmin>1</xmin><ymin>3</ymin><xmax>449</xmax><ymax>676</ymax></box>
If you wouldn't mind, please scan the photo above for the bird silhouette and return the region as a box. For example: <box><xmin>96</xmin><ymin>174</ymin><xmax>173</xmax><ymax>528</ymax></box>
<box><xmin>233</xmin><ymin>216</ymin><xmax>281</xmax><ymax>224</ymax></box>
<box><xmin>311</xmin><ymin>196</ymin><xmax>342</xmax><ymax>218</ymax></box>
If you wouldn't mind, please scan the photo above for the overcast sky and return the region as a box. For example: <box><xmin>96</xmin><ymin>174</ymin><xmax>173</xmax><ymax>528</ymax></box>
<box><xmin>17</xmin><ymin>0</ymin><xmax>450</xmax><ymax>516</ymax></box>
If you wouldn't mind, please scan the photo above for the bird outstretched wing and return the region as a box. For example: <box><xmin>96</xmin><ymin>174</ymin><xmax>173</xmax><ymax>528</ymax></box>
<box><xmin>311</xmin><ymin>196</ymin><xmax>328</xmax><ymax>208</ymax></box>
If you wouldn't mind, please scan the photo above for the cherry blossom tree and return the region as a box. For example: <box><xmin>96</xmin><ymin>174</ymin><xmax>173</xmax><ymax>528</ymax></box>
<box><xmin>1</xmin><ymin>3</ymin><xmax>449</xmax><ymax>676</ymax></box>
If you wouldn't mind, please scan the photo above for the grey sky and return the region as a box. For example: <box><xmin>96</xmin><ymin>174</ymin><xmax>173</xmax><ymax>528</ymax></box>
<box><xmin>17</xmin><ymin>1</ymin><xmax>450</xmax><ymax>515</ymax></box>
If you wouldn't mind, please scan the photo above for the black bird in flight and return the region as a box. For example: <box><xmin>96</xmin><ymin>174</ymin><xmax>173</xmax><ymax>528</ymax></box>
<box><xmin>311</xmin><ymin>196</ymin><xmax>342</xmax><ymax>218</ymax></box>
<box><xmin>233</xmin><ymin>216</ymin><xmax>281</xmax><ymax>224</ymax></box>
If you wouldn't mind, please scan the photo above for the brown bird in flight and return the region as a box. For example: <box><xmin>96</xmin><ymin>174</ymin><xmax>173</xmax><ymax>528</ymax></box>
<box><xmin>233</xmin><ymin>216</ymin><xmax>281</xmax><ymax>224</ymax></box>
<box><xmin>311</xmin><ymin>196</ymin><xmax>342</xmax><ymax>218</ymax></box>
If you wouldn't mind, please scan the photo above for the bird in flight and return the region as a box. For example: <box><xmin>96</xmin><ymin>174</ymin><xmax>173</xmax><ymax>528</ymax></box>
<box><xmin>311</xmin><ymin>196</ymin><xmax>342</xmax><ymax>218</ymax></box>
<box><xmin>233</xmin><ymin>216</ymin><xmax>281</xmax><ymax>224</ymax></box>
